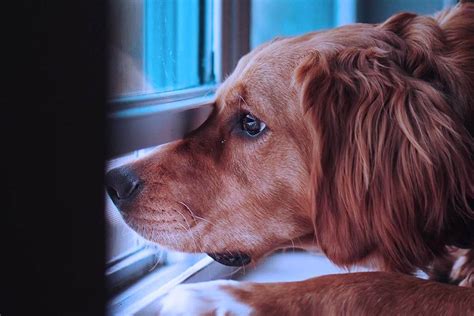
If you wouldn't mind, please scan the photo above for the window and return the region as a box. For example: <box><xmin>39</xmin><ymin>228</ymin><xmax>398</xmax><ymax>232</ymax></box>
<box><xmin>356</xmin><ymin>0</ymin><xmax>455</xmax><ymax>23</ymax></box>
<box><xmin>251</xmin><ymin>0</ymin><xmax>355</xmax><ymax>48</ymax></box>
<box><xmin>109</xmin><ymin>0</ymin><xmax>214</xmax><ymax>98</ymax></box>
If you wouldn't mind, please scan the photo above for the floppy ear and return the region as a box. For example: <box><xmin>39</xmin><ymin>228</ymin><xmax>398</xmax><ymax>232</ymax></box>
<box><xmin>295</xmin><ymin>23</ymin><xmax>474</xmax><ymax>272</ymax></box>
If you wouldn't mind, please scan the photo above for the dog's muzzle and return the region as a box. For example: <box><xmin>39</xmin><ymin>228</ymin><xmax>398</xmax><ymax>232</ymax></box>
<box><xmin>207</xmin><ymin>252</ymin><xmax>251</xmax><ymax>266</ymax></box>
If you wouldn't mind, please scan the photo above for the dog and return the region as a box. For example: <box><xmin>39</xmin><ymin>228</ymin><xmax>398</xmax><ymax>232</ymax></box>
<box><xmin>106</xmin><ymin>2</ymin><xmax>474</xmax><ymax>314</ymax></box>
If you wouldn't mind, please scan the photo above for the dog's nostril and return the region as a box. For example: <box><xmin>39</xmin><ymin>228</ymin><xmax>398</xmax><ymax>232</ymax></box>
<box><xmin>106</xmin><ymin>186</ymin><xmax>119</xmax><ymax>200</ymax></box>
<box><xmin>105</xmin><ymin>166</ymin><xmax>141</xmax><ymax>204</ymax></box>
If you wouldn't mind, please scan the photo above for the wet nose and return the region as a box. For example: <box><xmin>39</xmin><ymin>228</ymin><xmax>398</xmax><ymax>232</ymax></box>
<box><xmin>105</xmin><ymin>166</ymin><xmax>141</xmax><ymax>206</ymax></box>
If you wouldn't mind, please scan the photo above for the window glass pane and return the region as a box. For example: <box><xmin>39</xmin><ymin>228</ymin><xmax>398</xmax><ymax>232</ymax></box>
<box><xmin>109</xmin><ymin>0</ymin><xmax>214</xmax><ymax>98</ymax></box>
<box><xmin>250</xmin><ymin>0</ymin><xmax>452</xmax><ymax>50</ymax></box>
<box><xmin>357</xmin><ymin>0</ymin><xmax>447</xmax><ymax>23</ymax></box>
<box><xmin>251</xmin><ymin>0</ymin><xmax>336</xmax><ymax>49</ymax></box>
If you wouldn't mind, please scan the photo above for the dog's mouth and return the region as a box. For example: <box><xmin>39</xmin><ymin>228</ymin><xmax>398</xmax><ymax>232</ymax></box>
<box><xmin>207</xmin><ymin>252</ymin><xmax>251</xmax><ymax>266</ymax></box>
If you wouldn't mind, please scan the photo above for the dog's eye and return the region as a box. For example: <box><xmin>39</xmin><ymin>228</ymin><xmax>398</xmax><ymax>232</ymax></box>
<box><xmin>242</xmin><ymin>113</ymin><xmax>266</xmax><ymax>136</ymax></box>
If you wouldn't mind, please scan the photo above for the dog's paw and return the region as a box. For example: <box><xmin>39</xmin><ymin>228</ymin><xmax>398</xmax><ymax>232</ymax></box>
<box><xmin>158</xmin><ymin>280</ymin><xmax>253</xmax><ymax>316</ymax></box>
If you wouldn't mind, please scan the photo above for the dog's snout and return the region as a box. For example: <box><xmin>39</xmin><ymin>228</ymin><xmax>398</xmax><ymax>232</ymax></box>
<box><xmin>105</xmin><ymin>166</ymin><xmax>141</xmax><ymax>206</ymax></box>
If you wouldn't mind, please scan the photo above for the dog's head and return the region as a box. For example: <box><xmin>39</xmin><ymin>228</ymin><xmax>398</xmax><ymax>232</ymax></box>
<box><xmin>107</xmin><ymin>7</ymin><xmax>474</xmax><ymax>270</ymax></box>
<box><xmin>106</xmin><ymin>39</ymin><xmax>317</xmax><ymax>266</ymax></box>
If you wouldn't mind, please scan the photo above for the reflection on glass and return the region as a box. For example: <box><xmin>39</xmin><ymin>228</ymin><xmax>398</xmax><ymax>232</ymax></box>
<box><xmin>109</xmin><ymin>0</ymin><xmax>214</xmax><ymax>98</ymax></box>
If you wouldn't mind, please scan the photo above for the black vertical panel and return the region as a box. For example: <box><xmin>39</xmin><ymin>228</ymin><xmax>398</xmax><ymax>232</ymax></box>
<box><xmin>3</xmin><ymin>0</ymin><xmax>106</xmax><ymax>314</ymax></box>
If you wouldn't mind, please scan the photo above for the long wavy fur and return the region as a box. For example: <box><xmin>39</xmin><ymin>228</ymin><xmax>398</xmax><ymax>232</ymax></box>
<box><xmin>295</xmin><ymin>3</ymin><xmax>474</xmax><ymax>273</ymax></box>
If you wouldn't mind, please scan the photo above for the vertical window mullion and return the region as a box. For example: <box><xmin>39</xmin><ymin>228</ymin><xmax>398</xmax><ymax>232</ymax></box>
<box><xmin>216</xmin><ymin>0</ymin><xmax>251</xmax><ymax>80</ymax></box>
<box><xmin>198</xmin><ymin>0</ymin><xmax>215</xmax><ymax>85</ymax></box>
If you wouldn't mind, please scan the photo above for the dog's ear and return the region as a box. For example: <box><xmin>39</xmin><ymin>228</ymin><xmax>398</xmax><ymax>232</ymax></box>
<box><xmin>295</xmin><ymin>37</ymin><xmax>473</xmax><ymax>272</ymax></box>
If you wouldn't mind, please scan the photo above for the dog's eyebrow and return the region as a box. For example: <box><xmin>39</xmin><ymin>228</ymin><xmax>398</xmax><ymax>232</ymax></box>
<box><xmin>237</xmin><ymin>93</ymin><xmax>250</xmax><ymax>108</ymax></box>
<box><xmin>216</xmin><ymin>84</ymin><xmax>250</xmax><ymax>113</ymax></box>
<box><xmin>233</xmin><ymin>83</ymin><xmax>249</xmax><ymax>105</ymax></box>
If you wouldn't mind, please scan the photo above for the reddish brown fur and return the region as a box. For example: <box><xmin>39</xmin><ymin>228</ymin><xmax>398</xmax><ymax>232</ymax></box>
<box><xmin>119</xmin><ymin>2</ymin><xmax>474</xmax><ymax>314</ymax></box>
<box><xmin>228</xmin><ymin>272</ymin><xmax>474</xmax><ymax>315</ymax></box>
<box><xmin>295</xmin><ymin>8</ymin><xmax>474</xmax><ymax>273</ymax></box>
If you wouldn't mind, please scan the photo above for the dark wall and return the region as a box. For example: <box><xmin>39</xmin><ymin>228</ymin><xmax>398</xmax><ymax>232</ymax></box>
<box><xmin>3</xmin><ymin>1</ymin><xmax>107</xmax><ymax>315</ymax></box>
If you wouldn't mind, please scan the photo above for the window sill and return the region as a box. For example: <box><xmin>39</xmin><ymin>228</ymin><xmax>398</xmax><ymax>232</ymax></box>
<box><xmin>107</xmin><ymin>92</ymin><xmax>214</xmax><ymax>159</ymax></box>
<box><xmin>108</xmin><ymin>255</ymin><xmax>239</xmax><ymax>315</ymax></box>
<box><xmin>129</xmin><ymin>250</ymin><xmax>430</xmax><ymax>315</ymax></box>
<box><xmin>120</xmin><ymin>251</ymin><xmax>365</xmax><ymax>315</ymax></box>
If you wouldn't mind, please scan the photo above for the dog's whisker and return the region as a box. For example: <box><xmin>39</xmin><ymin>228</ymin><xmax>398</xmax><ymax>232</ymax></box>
<box><xmin>237</xmin><ymin>93</ymin><xmax>250</xmax><ymax>108</ymax></box>
<box><xmin>149</xmin><ymin>251</ymin><xmax>162</xmax><ymax>272</ymax></box>
<box><xmin>220</xmin><ymin>265</ymin><xmax>245</xmax><ymax>279</ymax></box>
<box><xmin>172</xmin><ymin>231</ymin><xmax>184</xmax><ymax>251</ymax></box>
<box><xmin>178</xmin><ymin>201</ymin><xmax>217</xmax><ymax>227</ymax></box>
<box><xmin>173</xmin><ymin>207</ymin><xmax>206</xmax><ymax>253</ymax></box>
<box><xmin>173</xmin><ymin>207</ymin><xmax>193</xmax><ymax>231</ymax></box>
<box><xmin>194</xmin><ymin>215</ymin><xmax>217</xmax><ymax>227</ymax></box>
<box><xmin>175</xmin><ymin>222</ymin><xmax>204</xmax><ymax>253</ymax></box>
<box><xmin>177</xmin><ymin>201</ymin><xmax>197</xmax><ymax>221</ymax></box>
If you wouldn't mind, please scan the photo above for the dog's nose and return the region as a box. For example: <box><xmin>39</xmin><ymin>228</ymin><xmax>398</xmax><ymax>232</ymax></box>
<box><xmin>105</xmin><ymin>166</ymin><xmax>141</xmax><ymax>206</ymax></box>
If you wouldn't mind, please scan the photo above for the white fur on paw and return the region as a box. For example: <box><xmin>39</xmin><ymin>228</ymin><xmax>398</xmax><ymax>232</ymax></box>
<box><xmin>158</xmin><ymin>280</ymin><xmax>252</xmax><ymax>316</ymax></box>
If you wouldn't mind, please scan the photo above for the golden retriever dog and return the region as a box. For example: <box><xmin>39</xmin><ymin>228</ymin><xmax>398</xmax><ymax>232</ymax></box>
<box><xmin>106</xmin><ymin>2</ymin><xmax>474</xmax><ymax>314</ymax></box>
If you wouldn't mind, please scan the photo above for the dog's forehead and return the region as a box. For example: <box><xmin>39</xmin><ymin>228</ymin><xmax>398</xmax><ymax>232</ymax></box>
<box><xmin>215</xmin><ymin>82</ymin><xmax>248</xmax><ymax>110</ymax></box>
<box><xmin>215</xmin><ymin>80</ymin><xmax>281</xmax><ymax>120</ymax></box>
<box><xmin>216</xmin><ymin>57</ymin><xmax>296</xmax><ymax>115</ymax></box>
<box><xmin>215</xmin><ymin>33</ymin><xmax>334</xmax><ymax>117</ymax></box>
